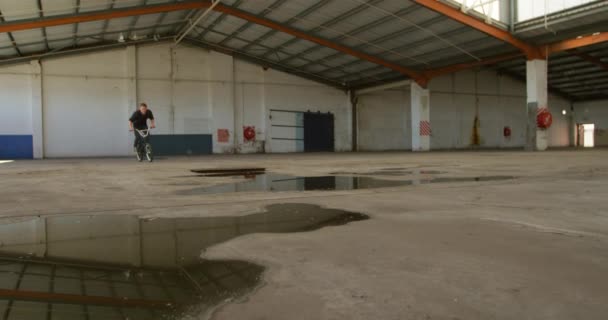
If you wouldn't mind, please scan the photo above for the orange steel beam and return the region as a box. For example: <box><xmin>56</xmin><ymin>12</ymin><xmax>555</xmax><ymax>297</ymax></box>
<box><xmin>14</xmin><ymin>0</ymin><xmax>604</xmax><ymax>83</ymax></box>
<box><xmin>420</xmin><ymin>31</ymin><xmax>608</xmax><ymax>79</ymax></box>
<box><xmin>0</xmin><ymin>0</ymin><xmax>427</xmax><ymax>85</ymax></box>
<box><xmin>212</xmin><ymin>4</ymin><xmax>426</xmax><ymax>83</ymax></box>
<box><xmin>0</xmin><ymin>1</ymin><xmax>205</xmax><ymax>33</ymax></box>
<box><xmin>0</xmin><ymin>288</ymin><xmax>173</xmax><ymax>309</ymax></box>
<box><xmin>546</xmin><ymin>32</ymin><xmax>608</xmax><ymax>54</ymax></box>
<box><xmin>568</xmin><ymin>50</ymin><xmax>608</xmax><ymax>72</ymax></box>
<box><xmin>412</xmin><ymin>0</ymin><xmax>542</xmax><ymax>59</ymax></box>
<box><xmin>423</xmin><ymin>52</ymin><xmax>523</xmax><ymax>78</ymax></box>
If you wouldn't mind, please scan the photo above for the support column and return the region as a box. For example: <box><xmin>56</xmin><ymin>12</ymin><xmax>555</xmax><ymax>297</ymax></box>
<box><xmin>569</xmin><ymin>104</ymin><xmax>575</xmax><ymax>147</ymax></box>
<box><xmin>411</xmin><ymin>82</ymin><xmax>431</xmax><ymax>151</ymax></box>
<box><xmin>233</xmin><ymin>57</ymin><xmax>241</xmax><ymax>153</ymax></box>
<box><xmin>503</xmin><ymin>0</ymin><xmax>514</xmax><ymax>30</ymax></box>
<box><xmin>126</xmin><ymin>45</ymin><xmax>137</xmax><ymax>155</ymax></box>
<box><xmin>126</xmin><ymin>46</ymin><xmax>137</xmax><ymax>109</ymax></box>
<box><xmin>30</xmin><ymin>60</ymin><xmax>43</xmax><ymax>159</ymax></box>
<box><xmin>349</xmin><ymin>90</ymin><xmax>358</xmax><ymax>152</ymax></box>
<box><xmin>526</xmin><ymin>59</ymin><xmax>548</xmax><ymax>151</ymax></box>
<box><xmin>169</xmin><ymin>47</ymin><xmax>176</xmax><ymax>134</ymax></box>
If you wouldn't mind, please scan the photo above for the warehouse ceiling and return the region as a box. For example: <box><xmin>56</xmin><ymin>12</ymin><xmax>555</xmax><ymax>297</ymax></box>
<box><xmin>0</xmin><ymin>0</ymin><xmax>606</xmax><ymax>101</ymax></box>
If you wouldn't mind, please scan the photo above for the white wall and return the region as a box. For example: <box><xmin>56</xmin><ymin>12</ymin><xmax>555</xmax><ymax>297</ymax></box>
<box><xmin>358</xmin><ymin>89</ymin><xmax>411</xmax><ymax>151</ymax></box>
<box><xmin>0</xmin><ymin>40</ymin><xmax>584</xmax><ymax>157</ymax></box>
<box><xmin>0</xmin><ymin>63</ymin><xmax>32</xmax><ymax>136</ymax></box>
<box><xmin>0</xmin><ymin>63</ymin><xmax>36</xmax><ymax>159</ymax></box>
<box><xmin>42</xmin><ymin>49</ymin><xmax>131</xmax><ymax>157</ymax></box>
<box><xmin>574</xmin><ymin>100</ymin><xmax>608</xmax><ymax>146</ymax></box>
<box><xmin>135</xmin><ymin>42</ymin><xmax>351</xmax><ymax>155</ymax></box>
<box><xmin>357</xmin><ymin>69</ymin><xmax>572</xmax><ymax>150</ymax></box>
<box><xmin>0</xmin><ymin>41</ymin><xmax>352</xmax><ymax>157</ymax></box>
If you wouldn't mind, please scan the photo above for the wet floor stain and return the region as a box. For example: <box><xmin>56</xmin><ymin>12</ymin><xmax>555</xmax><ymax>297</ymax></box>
<box><xmin>190</xmin><ymin>168</ymin><xmax>266</xmax><ymax>178</ymax></box>
<box><xmin>330</xmin><ymin>168</ymin><xmax>445</xmax><ymax>176</ymax></box>
<box><xmin>0</xmin><ymin>204</ymin><xmax>368</xmax><ymax>320</ymax></box>
<box><xmin>176</xmin><ymin>174</ymin><xmax>515</xmax><ymax>195</ymax></box>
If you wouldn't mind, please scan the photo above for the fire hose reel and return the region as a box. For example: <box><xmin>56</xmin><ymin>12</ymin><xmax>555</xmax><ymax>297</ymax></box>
<box><xmin>243</xmin><ymin>126</ymin><xmax>256</xmax><ymax>141</ymax></box>
<box><xmin>537</xmin><ymin>109</ymin><xmax>553</xmax><ymax>129</ymax></box>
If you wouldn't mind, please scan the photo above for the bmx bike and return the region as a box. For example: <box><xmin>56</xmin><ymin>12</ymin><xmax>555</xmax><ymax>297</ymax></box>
<box><xmin>134</xmin><ymin>129</ymin><xmax>153</xmax><ymax>162</ymax></box>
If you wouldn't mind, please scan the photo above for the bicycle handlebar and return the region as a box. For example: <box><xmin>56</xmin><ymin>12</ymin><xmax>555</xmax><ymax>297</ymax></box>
<box><xmin>134</xmin><ymin>128</ymin><xmax>151</xmax><ymax>138</ymax></box>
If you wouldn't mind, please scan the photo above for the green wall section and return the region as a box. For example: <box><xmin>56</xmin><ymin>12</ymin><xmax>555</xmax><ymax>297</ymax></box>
<box><xmin>150</xmin><ymin>135</ymin><xmax>212</xmax><ymax>156</ymax></box>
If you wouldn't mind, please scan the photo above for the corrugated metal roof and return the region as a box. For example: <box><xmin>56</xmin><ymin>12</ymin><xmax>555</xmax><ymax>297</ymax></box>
<box><xmin>494</xmin><ymin>41</ymin><xmax>608</xmax><ymax>101</ymax></box>
<box><xmin>0</xmin><ymin>0</ymin><xmax>605</xmax><ymax>100</ymax></box>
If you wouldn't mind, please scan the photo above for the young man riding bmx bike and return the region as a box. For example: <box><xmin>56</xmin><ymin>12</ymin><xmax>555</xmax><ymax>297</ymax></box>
<box><xmin>129</xmin><ymin>103</ymin><xmax>156</xmax><ymax>162</ymax></box>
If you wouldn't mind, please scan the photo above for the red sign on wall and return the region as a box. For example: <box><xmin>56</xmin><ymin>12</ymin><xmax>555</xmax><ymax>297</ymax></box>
<box><xmin>420</xmin><ymin>121</ymin><xmax>431</xmax><ymax>136</ymax></box>
<box><xmin>217</xmin><ymin>129</ymin><xmax>230</xmax><ymax>143</ymax></box>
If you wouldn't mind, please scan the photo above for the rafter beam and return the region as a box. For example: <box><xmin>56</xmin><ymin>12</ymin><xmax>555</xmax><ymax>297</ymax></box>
<box><xmin>312</xmin><ymin>22</ymin><xmax>469</xmax><ymax>76</ymax></box>
<box><xmin>495</xmin><ymin>69</ymin><xmax>575</xmax><ymax>101</ymax></box>
<box><xmin>238</xmin><ymin>0</ymin><xmax>332</xmax><ymax>52</ymax></box>
<box><xmin>36</xmin><ymin>0</ymin><xmax>50</xmax><ymax>51</ymax></box>
<box><xmin>193</xmin><ymin>25</ymin><xmax>363</xmax><ymax>79</ymax></box>
<box><xmin>281</xmin><ymin>4</ymin><xmax>427</xmax><ymax>71</ymax></box>
<box><xmin>0</xmin><ymin>288</ymin><xmax>173</xmax><ymax>309</ymax></box>
<box><xmin>0</xmin><ymin>1</ymin><xmax>205</xmax><ymax>33</ymax></box>
<box><xmin>0</xmin><ymin>10</ymin><xmax>22</xmax><ymax>56</ymax></box>
<box><xmin>424</xmin><ymin>52</ymin><xmax>523</xmax><ymax>78</ymax></box>
<box><xmin>185</xmin><ymin>37</ymin><xmax>348</xmax><ymax>90</ymax></box>
<box><xmin>412</xmin><ymin>0</ymin><xmax>541</xmax><ymax>59</ymax></box>
<box><xmin>547</xmin><ymin>32</ymin><xmax>608</xmax><ymax>54</ymax></box>
<box><xmin>0</xmin><ymin>36</ymin><xmax>175</xmax><ymax>67</ymax></box>
<box><xmin>100</xmin><ymin>0</ymin><xmax>117</xmax><ymax>43</ymax></box>
<box><xmin>258</xmin><ymin>0</ymin><xmax>384</xmax><ymax>60</ymax></box>
<box><xmin>126</xmin><ymin>0</ymin><xmax>149</xmax><ymax>40</ymax></box>
<box><xmin>332</xmin><ymin>35</ymin><xmax>505</xmax><ymax>83</ymax></box>
<box><xmin>0</xmin><ymin>0</ymin><xmax>426</xmax><ymax>84</ymax></box>
<box><xmin>196</xmin><ymin>0</ymin><xmax>244</xmax><ymax>40</ymax></box>
<box><xmin>216</xmin><ymin>0</ymin><xmax>288</xmax><ymax>47</ymax></box>
<box><xmin>211</xmin><ymin>3</ymin><xmax>425</xmax><ymax>83</ymax></box>
<box><xmin>72</xmin><ymin>0</ymin><xmax>81</xmax><ymax>47</ymax></box>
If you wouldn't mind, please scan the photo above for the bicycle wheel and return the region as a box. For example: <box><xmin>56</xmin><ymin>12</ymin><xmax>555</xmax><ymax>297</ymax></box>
<box><xmin>145</xmin><ymin>143</ymin><xmax>153</xmax><ymax>162</ymax></box>
<box><xmin>135</xmin><ymin>143</ymin><xmax>143</xmax><ymax>162</ymax></box>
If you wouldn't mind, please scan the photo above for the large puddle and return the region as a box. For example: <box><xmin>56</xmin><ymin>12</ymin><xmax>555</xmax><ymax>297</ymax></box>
<box><xmin>0</xmin><ymin>204</ymin><xmax>368</xmax><ymax>319</ymax></box>
<box><xmin>177</xmin><ymin>173</ymin><xmax>515</xmax><ymax>195</ymax></box>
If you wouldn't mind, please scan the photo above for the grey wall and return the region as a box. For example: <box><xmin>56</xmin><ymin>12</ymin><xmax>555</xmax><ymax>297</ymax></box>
<box><xmin>356</xmin><ymin>69</ymin><xmax>572</xmax><ymax>151</ymax></box>
<box><xmin>574</xmin><ymin>100</ymin><xmax>608</xmax><ymax>146</ymax></box>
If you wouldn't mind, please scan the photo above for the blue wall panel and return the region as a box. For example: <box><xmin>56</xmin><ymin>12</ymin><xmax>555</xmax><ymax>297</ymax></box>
<box><xmin>0</xmin><ymin>135</ymin><xmax>33</xmax><ymax>159</ymax></box>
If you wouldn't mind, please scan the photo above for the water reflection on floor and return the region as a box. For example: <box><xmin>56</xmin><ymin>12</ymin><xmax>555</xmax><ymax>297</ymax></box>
<box><xmin>176</xmin><ymin>174</ymin><xmax>515</xmax><ymax>195</ymax></box>
<box><xmin>190</xmin><ymin>168</ymin><xmax>266</xmax><ymax>177</ymax></box>
<box><xmin>331</xmin><ymin>168</ymin><xmax>445</xmax><ymax>176</ymax></box>
<box><xmin>0</xmin><ymin>204</ymin><xmax>368</xmax><ymax>320</ymax></box>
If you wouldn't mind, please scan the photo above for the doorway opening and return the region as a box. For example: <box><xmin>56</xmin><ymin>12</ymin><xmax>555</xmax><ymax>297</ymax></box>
<box><xmin>269</xmin><ymin>110</ymin><xmax>335</xmax><ymax>153</ymax></box>
<box><xmin>576</xmin><ymin>123</ymin><xmax>595</xmax><ymax>148</ymax></box>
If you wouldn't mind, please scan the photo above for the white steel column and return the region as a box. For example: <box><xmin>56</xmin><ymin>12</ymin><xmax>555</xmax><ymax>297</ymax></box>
<box><xmin>411</xmin><ymin>82</ymin><xmax>431</xmax><ymax>151</ymax></box>
<box><xmin>233</xmin><ymin>57</ymin><xmax>241</xmax><ymax>152</ymax></box>
<box><xmin>526</xmin><ymin>59</ymin><xmax>548</xmax><ymax>151</ymax></box>
<box><xmin>126</xmin><ymin>46</ymin><xmax>138</xmax><ymax>109</ymax></box>
<box><xmin>126</xmin><ymin>45</ymin><xmax>138</xmax><ymax>155</ymax></box>
<box><xmin>30</xmin><ymin>60</ymin><xmax>43</xmax><ymax>159</ymax></box>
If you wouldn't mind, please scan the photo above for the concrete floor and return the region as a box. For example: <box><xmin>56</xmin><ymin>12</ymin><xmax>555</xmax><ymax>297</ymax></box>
<box><xmin>2</xmin><ymin>150</ymin><xmax>608</xmax><ymax>319</ymax></box>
